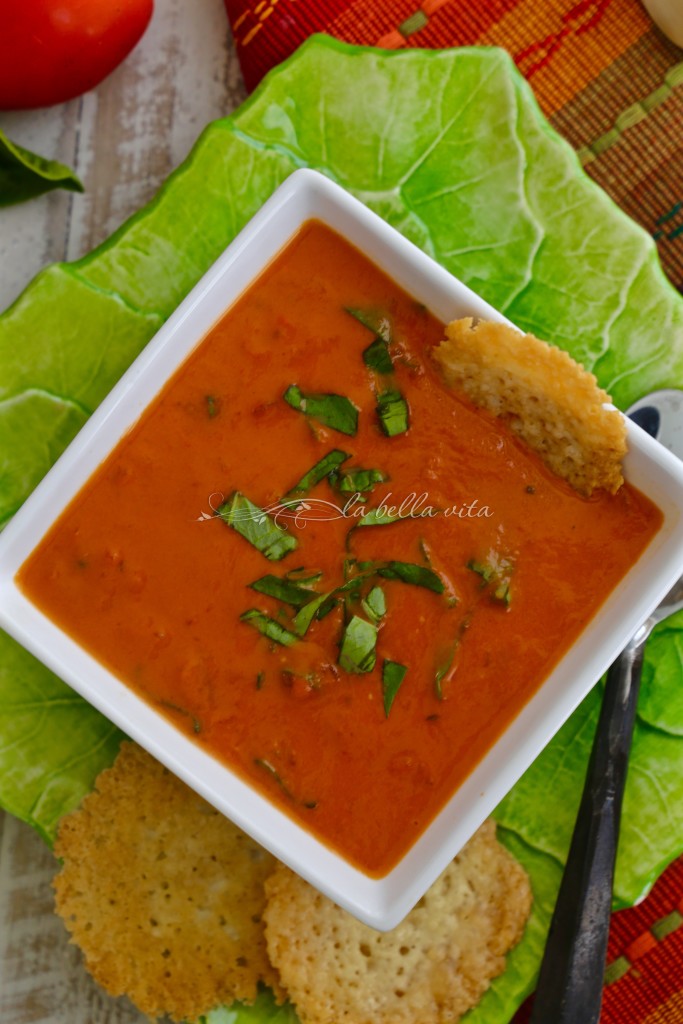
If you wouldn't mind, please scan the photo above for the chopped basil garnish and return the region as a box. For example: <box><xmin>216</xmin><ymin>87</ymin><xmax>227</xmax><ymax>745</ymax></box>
<box><xmin>335</xmin><ymin>467</ymin><xmax>388</xmax><ymax>493</ymax></box>
<box><xmin>159</xmin><ymin>699</ymin><xmax>202</xmax><ymax>734</ymax></box>
<box><xmin>345</xmin><ymin>307</ymin><xmax>392</xmax><ymax>342</ymax></box>
<box><xmin>434</xmin><ymin>619</ymin><xmax>471</xmax><ymax>699</ymax></box>
<box><xmin>346</xmin><ymin>506</ymin><xmax>405</xmax><ymax>552</ymax></box>
<box><xmin>285</xmin><ymin>567</ymin><xmax>324</xmax><ymax>584</ymax></box>
<box><xmin>293</xmin><ymin>593</ymin><xmax>333</xmax><ymax>637</ymax></box>
<box><xmin>468</xmin><ymin>553</ymin><xmax>514</xmax><ymax>606</ymax></box>
<box><xmin>284</xmin><ymin>384</ymin><xmax>359</xmax><ymax>436</ymax></box>
<box><xmin>356</xmin><ymin>507</ymin><xmax>404</xmax><ymax>528</ymax></box>
<box><xmin>249</xmin><ymin>573</ymin><xmax>322</xmax><ymax>608</ymax></box>
<box><xmin>292</xmin><ymin>574</ymin><xmax>372</xmax><ymax>637</ymax></box>
<box><xmin>362</xmin><ymin>585</ymin><xmax>386</xmax><ymax>624</ymax></box>
<box><xmin>254</xmin><ymin>758</ymin><xmax>317</xmax><ymax>809</ymax></box>
<box><xmin>240</xmin><ymin>610</ymin><xmax>299</xmax><ymax>646</ymax></box>
<box><xmin>218</xmin><ymin>492</ymin><xmax>297</xmax><ymax>560</ymax></box>
<box><xmin>315</xmin><ymin>595</ymin><xmax>339</xmax><ymax>621</ymax></box>
<box><xmin>285</xmin><ymin>449</ymin><xmax>350</xmax><ymax>497</ymax></box>
<box><xmin>376</xmin><ymin>389</ymin><xmax>409</xmax><ymax>436</ymax></box>
<box><xmin>377</xmin><ymin>561</ymin><xmax>445</xmax><ymax>594</ymax></box>
<box><xmin>363</xmin><ymin>336</ymin><xmax>393</xmax><ymax>374</ymax></box>
<box><xmin>339</xmin><ymin>615</ymin><xmax>378</xmax><ymax>674</ymax></box>
<box><xmin>382</xmin><ymin>660</ymin><xmax>408</xmax><ymax>717</ymax></box>
<box><xmin>434</xmin><ymin>660</ymin><xmax>449</xmax><ymax>701</ymax></box>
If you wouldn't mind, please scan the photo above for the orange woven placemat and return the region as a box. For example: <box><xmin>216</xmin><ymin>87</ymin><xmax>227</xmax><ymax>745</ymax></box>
<box><xmin>222</xmin><ymin>1</ymin><xmax>683</xmax><ymax>1019</ymax></box>
<box><xmin>513</xmin><ymin>854</ymin><xmax>683</xmax><ymax>1022</ymax></box>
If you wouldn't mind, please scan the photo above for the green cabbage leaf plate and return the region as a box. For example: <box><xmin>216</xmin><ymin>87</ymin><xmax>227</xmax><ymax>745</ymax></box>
<box><xmin>2</xmin><ymin>35</ymin><xmax>683</xmax><ymax>1024</ymax></box>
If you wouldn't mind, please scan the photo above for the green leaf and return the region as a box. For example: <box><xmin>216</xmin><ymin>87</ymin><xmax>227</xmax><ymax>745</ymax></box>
<box><xmin>339</xmin><ymin>615</ymin><xmax>378</xmax><ymax>674</ymax></box>
<box><xmin>638</xmin><ymin>611</ymin><xmax>683</xmax><ymax>734</ymax></box>
<box><xmin>283</xmin><ymin>384</ymin><xmax>359</xmax><ymax>436</ymax></box>
<box><xmin>217</xmin><ymin>492</ymin><xmax>297</xmax><ymax>561</ymax></box>
<box><xmin>376</xmin><ymin>389</ymin><xmax>409</xmax><ymax>436</ymax></box>
<box><xmin>249</xmin><ymin>572</ymin><xmax>322</xmax><ymax>608</ymax></box>
<box><xmin>240</xmin><ymin>610</ymin><xmax>299</xmax><ymax>647</ymax></box>
<box><xmin>382</xmin><ymin>660</ymin><xmax>408</xmax><ymax>717</ymax></box>
<box><xmin>362</xmin><ymin>336</ymin><xmax>393</xmax><ymax>374</ymax></box>
<box><xmin>0</xmin><ymin>128</ymin><xmax>83</xmax><ymax>207</ymax></box>
<box><xmin>0</xmin><ymin>630</ymin><xmax>124</xmax><ymax>846</ymax></box>
<box><xmin>377</xmin><ymin>561</ymin><xmax>445</xmax><ymax>593</ymax></box>
<box><xmin>202</xmin><ymin>987</ymin><xmax>301</xmax><ymax>1024</ymax></box>
<box><xmin>284</xmin><ymin>449</ymin><xmax>350</xmax><ymax>497</ymax></box>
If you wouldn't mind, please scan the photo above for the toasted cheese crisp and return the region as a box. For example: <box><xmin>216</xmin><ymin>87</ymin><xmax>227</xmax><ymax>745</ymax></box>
<box><xmin>53</xmin><ymin>742</ymin><xmax>283</xmax><ymax>1022</ymax></box>
<box><xmin>433</xmin><ymin>318</ymin><xmax>627</xmax><ymax>496</ymax></box>
<box><xmin>264</xmin><ymin>820</ymin><xmax>532</xmax><ymax>1024</ymax></box>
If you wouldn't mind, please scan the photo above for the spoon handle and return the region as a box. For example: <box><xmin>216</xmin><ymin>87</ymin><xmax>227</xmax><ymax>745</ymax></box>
<box><xmin>529</xmin><ymin>636</ymin><xmax>646</xmax><ymax>1024</ymax></box>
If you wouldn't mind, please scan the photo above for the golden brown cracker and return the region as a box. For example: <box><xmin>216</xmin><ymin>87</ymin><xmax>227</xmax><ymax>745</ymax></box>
<box><xmin>433</xmin><ymin>318</ymin><xmax>626</xmax><ymax>496</ymax></box>
<box><xmin>264</xmin><ymin>820</ymin><xmax>532</xmax><ymax>1024</ymax></box>
<box><xmin>53</xmin><ymin>741</ymin><xmax>282</xmax><ymax>1022</ymax></box>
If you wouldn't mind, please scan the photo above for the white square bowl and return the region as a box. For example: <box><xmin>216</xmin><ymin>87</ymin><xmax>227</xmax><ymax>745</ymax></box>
<box><xmin>2</xmin><ymin>168</ymin><xmax>683</xmax><ymax>931</ymax></box>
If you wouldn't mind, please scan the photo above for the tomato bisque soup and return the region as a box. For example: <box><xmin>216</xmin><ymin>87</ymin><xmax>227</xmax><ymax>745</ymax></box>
<box><xmin>18</xmin><ymin>221</ymin><xmax>662</xmax><ymax>876</ymax></box>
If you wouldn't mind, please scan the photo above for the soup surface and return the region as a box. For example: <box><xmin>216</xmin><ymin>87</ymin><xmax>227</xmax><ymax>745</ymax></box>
<box><xmin>18</xmin><ymin>221</ymin><xmax>662</xmax><ymax>876</ymax></box>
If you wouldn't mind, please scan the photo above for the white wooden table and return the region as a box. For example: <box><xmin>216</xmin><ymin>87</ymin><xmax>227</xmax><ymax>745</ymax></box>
<box><xmin>0</xmin><ymin>3</ymin><xmax>246</xmax><ymax>1019</ymax></box>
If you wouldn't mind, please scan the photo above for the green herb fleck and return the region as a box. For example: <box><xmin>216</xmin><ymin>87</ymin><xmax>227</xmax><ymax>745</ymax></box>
<box><xmin>240</xmin><ymin>610</ymin><xmax>299</xmax><ymax>646</ymax></box>
<box><xmin>376</xmin><ymin>389</ymin><xmax>409</xmax><ymax>436</ymax></box>
<box><xmin>217</xmin><ymin>492</ymin><xmax>297</xmax><ymax>560</ymax></box>
<box><xmin>283</xmin><ymin>384</ymin><xmax>359</xmax><ymax>436</ymax></box>
<box><xmin>382</xmin><ymin>660</ymin><xmax>408</xmax><ymax>717</ymax></box>
<box><xmin>254</xmin><ymin>758</ymin><xmax>317</xmax><ymax>809</ymax></box>
<box><xmin>256</xmin><ymin>671</ymin><xmax>265</xmax><ymax>690</ymax></box>
<box><xmin>285</xmin><ymin>449</ymin><xmax>350</xmax><ymax>497</ymax></box>
<box><xmin>434</xmin><ymin>619</ymin><xmax>471</xmax><ymax>699</ymax></box>
<box><xmin>339</xmin><ymin>615</ymin><xmax>378</xmax><ymax>674</ymax></box>
<box><xmin>205</xmin><ymin>395</ymin><xmax>220</xmax><ymax>418</ymax></box>
<box><xmin>159</xmin><ymin>700</ymin><xmax>202</xmax><ymax>734</ymax></box>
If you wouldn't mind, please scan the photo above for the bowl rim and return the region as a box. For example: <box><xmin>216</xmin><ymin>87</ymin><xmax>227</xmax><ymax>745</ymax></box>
<box><xmin>2</xmin><ymin>167</ymin><xmax>683</xmax><ymax>930</ymax></box>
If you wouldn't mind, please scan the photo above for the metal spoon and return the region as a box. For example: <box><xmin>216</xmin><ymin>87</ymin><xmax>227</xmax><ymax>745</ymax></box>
<box><xmin>529</xmin><ymin>388</ymin><xmax>683</xmax><ymax>1024</ymax></box>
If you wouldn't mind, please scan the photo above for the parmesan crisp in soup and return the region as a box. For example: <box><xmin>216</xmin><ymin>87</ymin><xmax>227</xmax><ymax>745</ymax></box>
<box><xmin>18</xmin><ymin>221</ymin><xmax>662</xmax><ymax>876</ymax></box>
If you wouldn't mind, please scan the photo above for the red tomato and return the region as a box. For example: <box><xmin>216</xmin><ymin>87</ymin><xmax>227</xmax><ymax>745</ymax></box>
<box><xmin>0</xmin><ymin>1</ymin><xmax>154</xmax><ymax>110</ymax></box>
